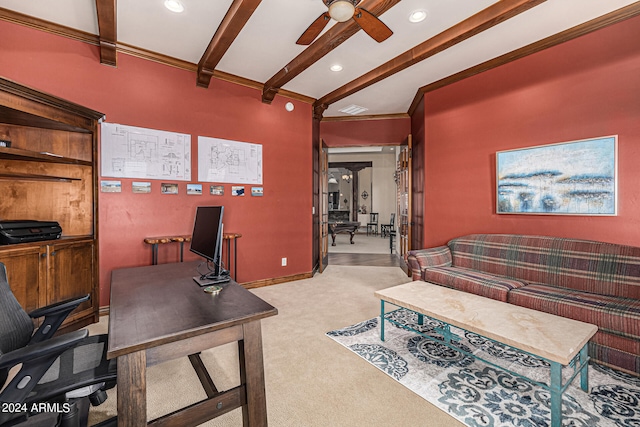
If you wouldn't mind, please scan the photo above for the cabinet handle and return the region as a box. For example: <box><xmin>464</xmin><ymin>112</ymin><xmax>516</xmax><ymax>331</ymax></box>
<box><xmin>41</xmin><ymin>253</ymin><xmax>47</xmax><ymax>258</ymax></box>
<box><xmin>50</xmin><ymin>251</ymin><xmax>56</xmax><ymax>256</ymax></box>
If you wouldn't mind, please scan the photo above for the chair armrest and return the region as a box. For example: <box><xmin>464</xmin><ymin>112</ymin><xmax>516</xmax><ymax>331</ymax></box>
<box><xmin>29</xmin><ymin>294</ymin><xmax>90</xmax><ymax>318</ymax></box>
<box><xmin>0</xmin><ymin>330</ymin><xmax>88</xmax><ymax>425</ymax></box>
<box><xmin>407</xmin><ymin>246</ymin><xmax>452</xmax><ymax>281</ymax></box>
<box><xmin>0</xmin><ymin>330</ymin><xmax>87</xmax><ymax>369</ymax></box>
<box><xmin>27</xmin><ymin>295</ymin><xmax>90</xmax><ymax>344</ymax></box>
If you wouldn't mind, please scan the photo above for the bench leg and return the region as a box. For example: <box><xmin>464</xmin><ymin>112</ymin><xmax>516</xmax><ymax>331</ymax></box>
<box><xmin>580</xmin><ymin>345</ymin><xmax>589</xmax><ymax>392</ymax></box>
<box><xmin>550</xmin><ymin>361</ymin><xmax>562</xmax><ymax>427</ymax></box>
<box><xmin>417</xmin><ymin>314</ymin><xmax>424</xmax><ymax>326</ymax></box>
<box><xmin>380</xmin><ymin>300</ymin><xmax>385</xmax><ymax>342</ymax></box>
<box><xmin>151</xmin><ymin>243</ymin><xmax>158</xmax><ymax>265</ymax></box>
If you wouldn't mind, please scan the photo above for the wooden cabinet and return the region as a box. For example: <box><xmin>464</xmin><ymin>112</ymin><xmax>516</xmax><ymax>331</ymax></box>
<box><xmin>0</xmin><ymin>77</ymin><xmax>103</xmax><ymax>332</ymax></box>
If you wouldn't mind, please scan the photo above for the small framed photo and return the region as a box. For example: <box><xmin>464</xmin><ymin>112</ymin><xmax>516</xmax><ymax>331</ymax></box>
<box><xmin>101</xmin><ymin>180</ymin><xmax>122</xmax><ymax>193</ymax></box>
<box><xmin>232</xmin><ymin>186</ymin><xmax>245</xmax><ymax>196</ymax></box>
<box><xmin>187</xmin><ymin>184</ymin><xmax>203</xmax><ymax>195</ymax></box>
<box><xmin>251</xmin><ymin>187</ymin><xmax>263</xmax><ymax>196</ymax></box>
<box><xmin>210</xmin><ymin>185</ymin><xmax>224</xmax><ymax>196</ymax></box>
<box><xmin>132</xmin><ymin>182</ymin><xmax>151</xmax><ymax>194</ymax></box>
<box><xmin>161</xmin><ymin>183</ymin><xmax>179</xmax><ymax>195</ymax></box>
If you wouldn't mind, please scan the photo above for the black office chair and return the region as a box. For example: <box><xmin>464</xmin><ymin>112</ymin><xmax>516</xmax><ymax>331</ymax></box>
<box><xmin>0</xmin><ymin>262</ymin><xmax>117</xmax><ymax>427</ymax></box>
<box><xmin>381</xmin><ymin>213</ymin><xmax>396</xmax><ymax>238</ymax></box>
<box><xmin>366</xmin><ymin>212</ymin><xmax>379</xmax><ymax>236</ymax></box>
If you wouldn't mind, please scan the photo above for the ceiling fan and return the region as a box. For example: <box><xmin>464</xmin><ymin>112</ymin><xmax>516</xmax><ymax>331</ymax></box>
<box><xmin>296</xmin><ymin>0</ymin><xmax>393</xmax><ymax>45</ymax></box>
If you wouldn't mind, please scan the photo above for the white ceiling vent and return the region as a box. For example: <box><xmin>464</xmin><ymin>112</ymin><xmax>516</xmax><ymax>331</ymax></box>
<box><xmin>338</xmin><ymin>104</ymin><xmax>369</xmax><ymax>115</ymax></box>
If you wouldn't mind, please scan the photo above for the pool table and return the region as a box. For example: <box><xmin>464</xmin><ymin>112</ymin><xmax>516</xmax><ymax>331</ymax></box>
<box><xmin>328</xmin><ymin>221</ymin><xmax>360</xmax><ymax>246</ymax></box>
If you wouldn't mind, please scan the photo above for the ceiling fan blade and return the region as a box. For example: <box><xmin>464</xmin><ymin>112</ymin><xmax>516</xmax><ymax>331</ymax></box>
<box><xmin>353</xmin><ymin>7</ymin><xmax>392</xmax><ymax>43</ymax></box>
<box><xmin>296</xmin><ymin>12</ymin><xmax>331</xmax><ymax>45</ymax></box>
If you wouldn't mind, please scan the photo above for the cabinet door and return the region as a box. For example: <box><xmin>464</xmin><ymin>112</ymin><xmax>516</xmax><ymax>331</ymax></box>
<box><xmin>47</xmin><ymin>240</ymin><xmax>95</xmax><ymax>320</ymax></box>
<box><xmin>0</xmin><ymin>245</ymin><xmax>46</xmax><ymax>313</ymax></box>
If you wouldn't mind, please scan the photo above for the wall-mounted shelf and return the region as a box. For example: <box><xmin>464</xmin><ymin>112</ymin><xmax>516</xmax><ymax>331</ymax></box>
<box><xmin>0</xmin><ymin>146</ymin><xmax>91</xmax><ymax>166</ymax></box>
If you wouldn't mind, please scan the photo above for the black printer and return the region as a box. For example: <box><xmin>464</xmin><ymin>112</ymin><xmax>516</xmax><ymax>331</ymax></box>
<box><xmin>0</xmin><ymin>220</ymin><xmax>62</xmax><ymax>245</ymax></box>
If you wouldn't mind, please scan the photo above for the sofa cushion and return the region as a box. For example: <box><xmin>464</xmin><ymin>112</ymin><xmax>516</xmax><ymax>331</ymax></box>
<box><xmin>422</xmin><ymin>266</ymin><xmax>527</xmax><ymax>302</ymax></box>
<box><xmin>448</xmin><ymin>234</ymin><xmax>640</xmax><ymax>299</ymax></box>
<box><xmin>508</xmin><ymin>284</ymin><xmax>640</xmax><ymax>340</ymax></box>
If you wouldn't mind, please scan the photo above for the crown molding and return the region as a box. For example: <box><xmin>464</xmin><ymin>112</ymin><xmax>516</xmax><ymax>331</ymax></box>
<box><xmin>0</xmin><ymin>7</ymin><xmax>315</xmax><ymax>105</ymax></box>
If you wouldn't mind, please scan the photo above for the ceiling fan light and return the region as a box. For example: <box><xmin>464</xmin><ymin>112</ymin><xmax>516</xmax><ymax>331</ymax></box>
<box><xmin>328</xmin><ymin>1</ymin><xmax>355</xmax><ymax>22</ymax></box>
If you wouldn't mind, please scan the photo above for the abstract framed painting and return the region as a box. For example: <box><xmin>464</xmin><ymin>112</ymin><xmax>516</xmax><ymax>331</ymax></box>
<box><xmin>496</xmin><ymin>136</ymin><xmax>617</xmax><ymax>215</ymax></box>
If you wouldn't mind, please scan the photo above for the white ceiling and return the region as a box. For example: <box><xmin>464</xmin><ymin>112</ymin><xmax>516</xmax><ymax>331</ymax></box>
<box><xmin>0</xmin><ymin>0</ymin><xmax>636</xmax><ymax>117</ymax></box>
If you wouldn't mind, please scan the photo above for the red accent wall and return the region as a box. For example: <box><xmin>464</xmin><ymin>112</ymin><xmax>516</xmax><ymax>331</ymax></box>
<box><xmin>0</xmin><ymin>21</ymin><xmax>313</xmax><ymax>305</ymax></box>
<box><xmin>320</xmin><ymin>117</ymin><xmax>410</xmax><ymax>147</ymax></box>
<box><xmin>413</xmin><ymin>15</ymin><xmax>640</xmax><ymax>248</ymax></box>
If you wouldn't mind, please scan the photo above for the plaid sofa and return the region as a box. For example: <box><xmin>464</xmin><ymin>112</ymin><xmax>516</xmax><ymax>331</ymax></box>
<box><xmin>407</xmin><ymin>234</ymin><xmax>640</xmax><ymax>376</ymax></box>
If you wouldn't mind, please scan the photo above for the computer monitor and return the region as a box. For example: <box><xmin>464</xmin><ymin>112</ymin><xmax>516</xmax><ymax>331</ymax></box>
<box><xmin>190</xmin><ymin>206</ymin><xmax>229</xmax><ymax>286</ymax></box>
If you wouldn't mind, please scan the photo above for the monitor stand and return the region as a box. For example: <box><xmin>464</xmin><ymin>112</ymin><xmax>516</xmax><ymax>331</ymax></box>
<box><xmin>193</xmin><ymin>275</ymin><xmax>230</xmax><ymax>287</ymax></box>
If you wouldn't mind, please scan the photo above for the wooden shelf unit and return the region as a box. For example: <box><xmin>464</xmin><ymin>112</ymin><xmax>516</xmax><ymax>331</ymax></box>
<box><xmin>0</xmin><ymin>77</ymin><xmax>104</xmax><ymax>332</ymax></box>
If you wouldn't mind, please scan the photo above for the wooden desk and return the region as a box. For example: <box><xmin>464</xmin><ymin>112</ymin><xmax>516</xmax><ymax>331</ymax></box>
<box><xmin>108</xmin><ymin>261</ymin><xmax>277</xmax><ymax>426</ymax></box>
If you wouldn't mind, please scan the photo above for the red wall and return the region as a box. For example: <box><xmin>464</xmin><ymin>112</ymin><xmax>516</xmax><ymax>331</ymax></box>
<box><xmin>320</xmin><ymin>117</ymin><xmax>410</xmax><ymax>147</ymax></box>
<box><xmin>0</xmin><ymin>21</ymin><xmax>313</xmax><ymax>305</ymax></box>
<box><xmin>413</xmin><ymin>15</ymin><xmax>640</xmax><ymax>248</ymax></box>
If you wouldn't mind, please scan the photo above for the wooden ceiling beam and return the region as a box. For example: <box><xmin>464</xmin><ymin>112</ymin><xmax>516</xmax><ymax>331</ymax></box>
<box><xmin>197</xmin><ymin>0</ymin><xmax>262</xmax><ymax>88</ymax></box>
<box><xmin>262</xmin><ymin>0</ymin><xmax>400</xmax><ymax>104</ymax></box>
<box><xmin>314</xmin><ymin>0</ymin><xmax>547</xmax><ymax>115</ymax></box>
<box><xmin>406</xmin><ymin>1</ymin><xmax>640</xmax><ymax>116</ymax></box>
<box><xmin>95</xmin><ymin>0</ymin><xmax>117</xmax><ymax>66</ymax></box>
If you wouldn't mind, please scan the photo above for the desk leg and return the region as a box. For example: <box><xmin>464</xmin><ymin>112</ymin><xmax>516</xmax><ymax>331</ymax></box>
<box><xmin>151</xmin><ymin>244</ymin><xmax>158</xmax><ymax>265</ymax></box>
<box><xmin>239</xmin><ymin>321</ymin><xmax>268</xmax><ymax>427</ymax></box>
<box><xmin>117</xmin><ymin>350</ymin><xmax>147</xmax><ymax>427</ymax></box>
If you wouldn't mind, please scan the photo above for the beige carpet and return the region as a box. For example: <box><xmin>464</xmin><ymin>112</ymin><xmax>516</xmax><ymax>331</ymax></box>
<box><xmin>87</xmin><ymin>265</ymin><xmax>463</xmax><ymax>426</ymax></box>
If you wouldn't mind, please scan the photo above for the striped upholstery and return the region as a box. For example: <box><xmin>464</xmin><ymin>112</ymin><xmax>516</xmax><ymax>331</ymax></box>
<box><xmin>408</xmin><ymin>234</ymin><xmax>640</xmax><ymax>375</ymax></box>
<box><xmin>508</xmin><ymin>284</ymin><xmax>640</xmax><ymax>340</ymax></box>
<box><xmin>449</xmin><ymin>234</ymin><xmax>640</xmax><ymax>299</ymax></box>
<box><xmin>423</xmin><ymin>266</ymin><xmax>526</xmax><ymax>302</ymax></box>
<box><xmin>408</xmin><ymin>245</ymin><xmax>452</xmax><ymax>281</ymax></box>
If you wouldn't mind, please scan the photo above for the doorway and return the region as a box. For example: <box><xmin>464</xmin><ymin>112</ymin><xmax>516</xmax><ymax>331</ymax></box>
<box><xmin>326</xmin><ymin>147</ymin><xmax>404</xmax><ymax>269</ymax></box>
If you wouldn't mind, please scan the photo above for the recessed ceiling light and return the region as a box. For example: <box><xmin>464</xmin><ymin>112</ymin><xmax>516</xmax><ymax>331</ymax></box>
<box><xmin>409</xmin><ymin>9</ymin><xmax>427</xmax><ymax>23</ymax></box>
<box><xmin>164</xmin><ymin>0</ymin><xmax>184</xmax><ymax>13</ymax></box>
<box><xmin>330</xmin><ymin>64</ymin><xmax>343</xmax><ymax>72</ymax></box>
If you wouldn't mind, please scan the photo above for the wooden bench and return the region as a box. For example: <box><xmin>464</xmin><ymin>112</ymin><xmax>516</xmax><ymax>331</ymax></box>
<box><xmin>375</xmin><ymin>281</ymin><xmax>598</xmax><ymax>427</ymax></box>
<box><xmin>144</xmin><ymin>233</ymin><xmax>242</xmax><ymax>280</ymax></box>
<box><xmin>144</xmin><ymin>235</ymin><xmax>192</xmax><ymax>265</ymax></box>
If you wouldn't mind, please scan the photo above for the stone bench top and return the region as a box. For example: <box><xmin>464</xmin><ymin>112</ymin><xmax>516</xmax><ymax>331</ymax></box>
<box><xmin>375</xmin><ymin>281</ymin><xmax>598</xmax><ymax>366</ymax></box>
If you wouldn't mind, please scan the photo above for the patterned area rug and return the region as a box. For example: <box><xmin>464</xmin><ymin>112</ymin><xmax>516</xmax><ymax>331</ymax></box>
<box><xmin>326</xmin><ymin>309</ymin><xmax>640</xmax><ymax>427</ymax></box>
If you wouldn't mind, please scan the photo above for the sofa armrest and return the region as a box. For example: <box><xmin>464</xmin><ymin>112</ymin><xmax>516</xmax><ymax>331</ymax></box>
<box><xmin>407</xmin><ymin>246</ymin><xmax>452</xmax><ymax>281</ymax></box>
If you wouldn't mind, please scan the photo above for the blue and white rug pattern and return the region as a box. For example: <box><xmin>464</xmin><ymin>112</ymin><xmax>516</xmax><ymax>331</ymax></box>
<box><xmin>326</xmin><ymin>309</ymin><xmax>639</xmax><ymax>427</ymax></box>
